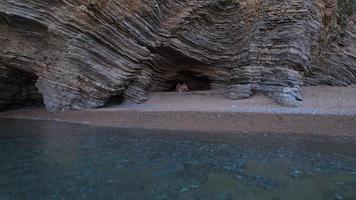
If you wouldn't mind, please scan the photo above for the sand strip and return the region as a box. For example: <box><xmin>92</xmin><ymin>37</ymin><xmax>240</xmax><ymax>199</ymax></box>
<box><xmin>0</xmin><ymin>86</ymin><xmax>355</xmax><ymax>136</ymax></box>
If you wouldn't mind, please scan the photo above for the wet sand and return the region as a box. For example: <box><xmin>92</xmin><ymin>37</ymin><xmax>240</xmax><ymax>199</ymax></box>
<box><xmin>0</xmin><ymin>85</ymin><xmax>355</xmax><ymax>136</ymax></box>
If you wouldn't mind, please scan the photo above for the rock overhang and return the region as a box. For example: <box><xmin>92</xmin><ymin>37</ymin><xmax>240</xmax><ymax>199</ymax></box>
<box><xmin>0</xmin><ymin>0</ymin><xmax>355</xmax><ymax>112</ymax></box>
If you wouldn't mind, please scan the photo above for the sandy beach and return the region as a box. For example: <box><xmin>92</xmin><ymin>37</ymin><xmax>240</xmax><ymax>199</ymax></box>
<box><xmin>0</xmin><ymin>85</ymin><xmax>356</xmax><ymax>136</ymax></box>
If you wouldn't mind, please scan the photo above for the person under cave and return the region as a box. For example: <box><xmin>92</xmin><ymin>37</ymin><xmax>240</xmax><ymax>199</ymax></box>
<box><xmin>175</xmin><ymin>81</ymin><xmax>190</xmax><ymax>93</ymax></box>
<box><xmin>170</xmin><ymin>71</ymin><xmax>211</xmax><ymax>93</ymax></box>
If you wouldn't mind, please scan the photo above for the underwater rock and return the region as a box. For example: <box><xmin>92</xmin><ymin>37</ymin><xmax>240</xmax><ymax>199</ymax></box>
<box><xmin>0</xmin><ymin>0</ymin><xmax>355</xmax><ymax>111</ymax></box>
<box><xmin>289</xmin><ymin>169</ymin><xmax>303</xmax><ymax>178</ymax></box>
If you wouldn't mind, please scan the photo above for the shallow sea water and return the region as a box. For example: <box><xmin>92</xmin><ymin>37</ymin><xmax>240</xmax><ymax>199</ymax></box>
<box><xmin>0</xmin><ymin>119</ymin><xmax>355</xmax><ymax>200</ymax></box>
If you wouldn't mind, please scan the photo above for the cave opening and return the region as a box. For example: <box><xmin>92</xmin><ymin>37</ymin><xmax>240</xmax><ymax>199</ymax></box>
<box><xmin>150</xmin><ymin>45</ymin><xmax>214</xmax><ymax>93</ymax></box>
<box><xmin>0</xmin><ymin>67</ymin><xmax>43</xmax><ymax>111</ymax></box>
<box><xmin>105</xmin><ymin>94</ymin><xmax>124</xmax><ymax>106</ymax></box>
<box><xmin>167</xmin><ymin>70</ymin><xmax>212</xmax><ymax>92</ymax></box>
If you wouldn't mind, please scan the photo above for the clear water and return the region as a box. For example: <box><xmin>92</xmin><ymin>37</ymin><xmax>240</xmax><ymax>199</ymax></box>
<box><xmin>0</xmin><ymin>119</ymin><xmax>355</xmax><ymax>200</ymax></box>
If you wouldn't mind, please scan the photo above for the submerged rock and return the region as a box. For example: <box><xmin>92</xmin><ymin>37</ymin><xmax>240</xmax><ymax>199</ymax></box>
<box><xmin>289</xmin><ymin>169</ymin><xmax>304</xmax><ymax>179</ymax></box>
<box><xmin>0</xmin><ymin>0</ymin><xmax>355</xmax><ymax>111</ymax></box>
<box><xmin>333</xmin><ymin>193</ymin><xmax>344</xmax><ymax>200</ymax></box>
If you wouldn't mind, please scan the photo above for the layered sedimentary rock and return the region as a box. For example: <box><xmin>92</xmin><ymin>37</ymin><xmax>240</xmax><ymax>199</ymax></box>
<box><xmin>0</xmin><ymin>0</ymin><xmax>355</xmax><ymax>112</ymax></box>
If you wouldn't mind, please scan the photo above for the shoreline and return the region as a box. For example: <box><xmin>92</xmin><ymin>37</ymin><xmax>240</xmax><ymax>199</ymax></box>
<box><xmin>0</xmin><ymin>85</ymin><xmax>356</xmax><ymax>136</ymax></box>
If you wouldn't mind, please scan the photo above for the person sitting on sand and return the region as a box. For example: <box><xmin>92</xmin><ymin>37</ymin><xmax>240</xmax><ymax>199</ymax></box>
<box><xmin>176</xmin><ymin>82</ymin><xmax>190</xmax><ymax>92</ymax></box>
<box><xmin>181</xmin><ymin>83</ymin><xmax>189</xmax><ymax>92</ymax></box>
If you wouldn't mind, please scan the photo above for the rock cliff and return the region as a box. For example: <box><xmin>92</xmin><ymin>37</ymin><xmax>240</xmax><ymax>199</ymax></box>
<box><xmin>1</xmin><ymin>0</ymin><xmax>355</xmax><ymax>112</ymax></box>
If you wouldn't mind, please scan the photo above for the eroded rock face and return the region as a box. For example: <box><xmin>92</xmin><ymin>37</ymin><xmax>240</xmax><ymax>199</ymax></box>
<box><xmin>0</xmin><ymin>0</ymin><xmax>355</xmax><ymax>112</ymax></box>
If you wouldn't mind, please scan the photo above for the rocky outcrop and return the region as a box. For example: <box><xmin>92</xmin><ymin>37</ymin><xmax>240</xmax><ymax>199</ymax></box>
<box><xmin>0</xmin><ymin>0</ymin><xmax>355</xmax><ymax>112</ymax></box>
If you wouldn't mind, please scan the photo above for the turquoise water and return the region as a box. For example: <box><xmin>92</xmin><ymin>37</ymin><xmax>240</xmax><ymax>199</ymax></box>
<box><xmin>0</xmin><ymin>119</ymin><xmax>355</xmax><ymax>200</ymax></box>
